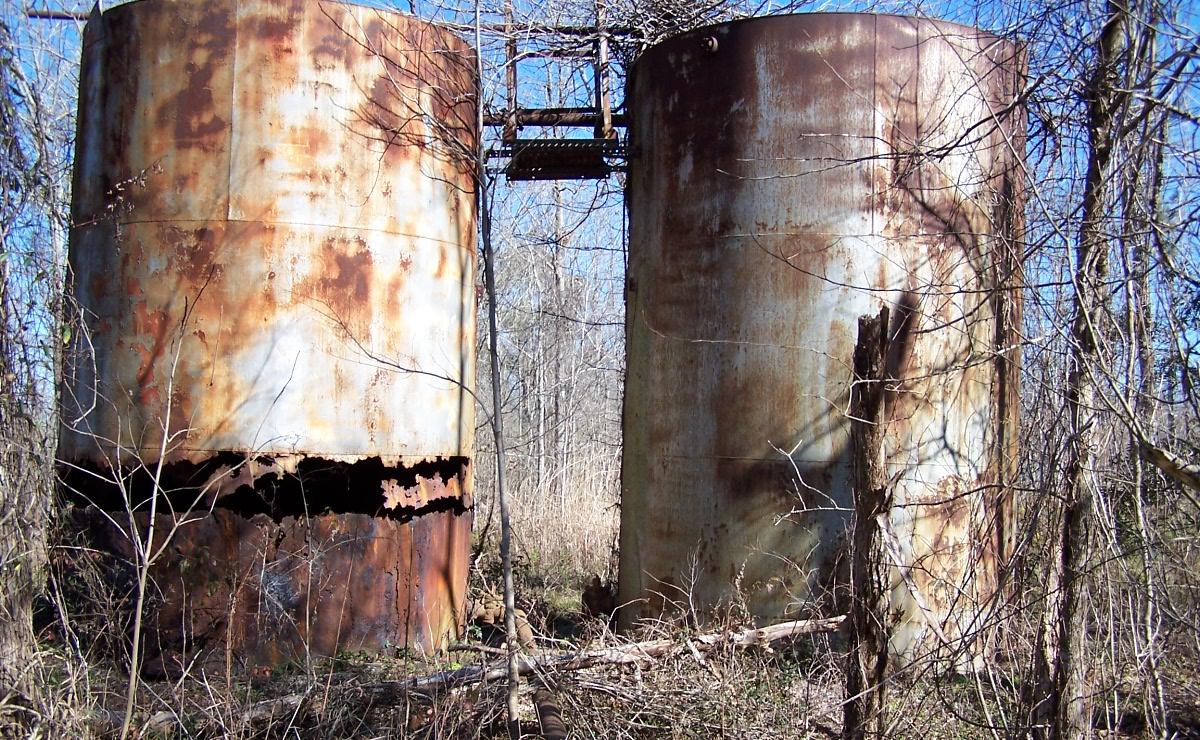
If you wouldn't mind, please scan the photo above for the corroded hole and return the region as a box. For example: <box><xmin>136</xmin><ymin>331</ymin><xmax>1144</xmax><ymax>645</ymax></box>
<box><xmin>60</xmin><ymin>454</ymin><xmax>471</xmax><ymax>522</ymax></box>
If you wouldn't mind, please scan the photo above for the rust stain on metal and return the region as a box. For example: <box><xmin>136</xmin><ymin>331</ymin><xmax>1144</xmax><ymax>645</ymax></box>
<box><xmin>77</xmin><ymin>503</ymin><xmax>472</xmax><ymax>675</ymax></box>
<box><xmin>61</xmin><ymin>0</ymin><xmax>478</xmax><ymax>668</ymax></box>
<box><xmin>618</xmin><ymin>13</ymin><xmax>1024</xmax><ymax>664</ymax></box>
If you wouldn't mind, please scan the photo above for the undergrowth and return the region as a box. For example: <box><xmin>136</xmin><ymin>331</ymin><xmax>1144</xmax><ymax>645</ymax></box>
<box><xmin>3</xmin><ymin>514</ymin><xmax>1197</xmax><ymax>738</ymax></box>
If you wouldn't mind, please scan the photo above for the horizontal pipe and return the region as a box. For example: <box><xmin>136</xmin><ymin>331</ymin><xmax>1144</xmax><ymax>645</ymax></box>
<box><xmin>441</xmin><ymin>21</ymin><xmax>635</xmax><ymax>37</ymax></box>
<box><xmin>485</xmin><ymin>107</ymin><xmax>627</xmax><ymax>127</ymax></box>
<box><xmin>515</xmin><ymin>48</ymin><xmax>594</xmax><ymax>59</ymax></box>
<box><xmin>27</xmin><ymin>9</ymin><xmax>89</xmax><ymax>20</ymax></box>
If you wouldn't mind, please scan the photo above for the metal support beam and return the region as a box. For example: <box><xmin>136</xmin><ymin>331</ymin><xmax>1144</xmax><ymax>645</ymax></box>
<box><xmin>484</xmin><ymin>108</ymin><xmax>627</xmax><ymax>128</ymax></box>
<box><xmin>593</xmin><ymin>0</ymin><xmax>614</xmax><ymax>140</ymax></box>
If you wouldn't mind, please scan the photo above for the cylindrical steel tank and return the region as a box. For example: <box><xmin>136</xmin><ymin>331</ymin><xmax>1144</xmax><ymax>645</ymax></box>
<box><xmin>61</xmin><ymin>0</ymin><xmax>477</xmax><ymax>671</ymax></box>
<box><xmin>618</xmin><ymin>14</ymin><xmax>1023</xmax><ymax>661</ymax></box>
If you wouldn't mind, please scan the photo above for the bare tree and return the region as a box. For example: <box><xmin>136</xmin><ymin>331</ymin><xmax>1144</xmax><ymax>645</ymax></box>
<box><xmin>1036</xmin><ymin>3</ymin><xmax>1129</xmax><ymax>736</ymax></box>
<box><xmin>1015</xmin><ymin>0</ymin><xmax>1199</xmax><ymax>735</ymax></box>
<box><xmin>0</xmin><ymin>8</ymin><xmax>73</xmax><ymax>710</ymax></box>
<box><xmin>843</xmin><ymin>307</ymin><xmax>892</xmax><ymax>740</ymax></box>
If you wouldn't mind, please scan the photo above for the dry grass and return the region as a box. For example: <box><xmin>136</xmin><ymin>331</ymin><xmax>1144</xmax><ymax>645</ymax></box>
<box><xmin>472</xmin><ymin>450</ymin><xmax>621</xmax><ymax>609</ymax></box>
<box><xmin>10</xmin><ymin>563</ymin><xmax>1200</xmax><ymax>739</ymax></box>
<box><xmin>6</xmin><ymin>466</ymin><xmax>1198</xmax><ymax>738</ymax></box>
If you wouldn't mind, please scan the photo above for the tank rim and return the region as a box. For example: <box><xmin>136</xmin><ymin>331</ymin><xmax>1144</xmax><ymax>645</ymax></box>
<box><xmin>633</xmin><ymin>11</ymin><xmax>1017</xmax><ymax>69</ymax></box>
<box><xmin>86</xmin><ymin>0</ymin><xmax>473</xmax><ymax>44</ymax></box>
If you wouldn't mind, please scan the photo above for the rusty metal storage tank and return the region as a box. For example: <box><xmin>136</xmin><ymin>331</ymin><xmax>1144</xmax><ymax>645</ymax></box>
<box><xmin>60</xmin><ymin>0</ymin><xmax>477</xmax><ymax>671</ymax></box>
<box><xmin>618</xmin><ymin>14</ymin><xmax>1023</xmax><ymax>661</ymax></box>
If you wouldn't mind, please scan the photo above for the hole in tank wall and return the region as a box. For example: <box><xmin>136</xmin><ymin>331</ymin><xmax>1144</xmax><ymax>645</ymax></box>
<box><xmin>59</xmin><ymin>454</ymin><xmax>472</xmax><ymax>522</ymax></box>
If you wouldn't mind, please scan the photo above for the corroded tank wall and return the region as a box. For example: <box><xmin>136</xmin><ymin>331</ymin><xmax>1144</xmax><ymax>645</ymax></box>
<box><xmin>618</xmin><ymin>14</ymin><xmax>1023</xmax><ymax>660</ymax></box>
<box><xmin>61</xmin><ymin>0</ymin><xmax>477</xmax><ymax>671</ymax></box>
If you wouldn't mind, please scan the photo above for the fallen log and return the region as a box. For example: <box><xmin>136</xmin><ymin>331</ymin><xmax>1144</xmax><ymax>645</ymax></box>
<box><xmin>220</xmin><ymin>616</ymin><xmax>845</xmax><ymax>730</ymax></box>
<box><xmin>402</xmin><ymin>614</ymin><xmax>843</xmax><ymax>693</ymax></box>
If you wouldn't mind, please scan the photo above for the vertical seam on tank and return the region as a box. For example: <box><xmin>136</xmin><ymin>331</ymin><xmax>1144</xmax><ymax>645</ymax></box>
<box><xmin>916</xmin><ymin>18</ymin><xmax>921</xmax><ymax>246</ymax></box>
<box><xmin>871</xmin><ymin>15</ymin><xmax>877</xmax><ymax>247</ymax></box>
<box><xmin>225</xmin><ymin>0</ymin><xmax>238</xmax><ymax>222</ymax></box>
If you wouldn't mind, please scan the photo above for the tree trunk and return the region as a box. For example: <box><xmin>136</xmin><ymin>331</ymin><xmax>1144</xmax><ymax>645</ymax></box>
<box><xmin>1044</xmin><ymin>4</ymin><xmax>1127</xmax><ymax>738</ymax></box>
<box><xmin>0</xmin><ymin>282</ymin><xmax>50</xmax><ymax>708</ymax></box>
<box><xmin>0</xmin><ymin>17</ymin><xmax>50</xmax><ymax>705</ymax></box>
<box><xmin>477</xmin><ymin>5</ymin><xmax>521</xmax><ymax>736</ymax></box>
<box><xmin>0</xmin><ymin>323</ymin><xmax>43</xmax><ymax>704</ymax></box>
<box><xmin>843</xmin><ymin>307</ymin><xmax>891</xmax><ymax>740</ymax></box>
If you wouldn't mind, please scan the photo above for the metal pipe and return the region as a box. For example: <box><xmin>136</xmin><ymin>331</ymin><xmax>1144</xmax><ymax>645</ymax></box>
<box><xmin>485</xmin><ymin>107</ymin><xmax>628</xmax><ymax>127</ymax></box>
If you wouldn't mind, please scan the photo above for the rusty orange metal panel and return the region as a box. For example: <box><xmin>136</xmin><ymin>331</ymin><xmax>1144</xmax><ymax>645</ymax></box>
<box><xmin>61</xmin><ymin>0</ymin><xmax>478</xmax><ymax>666</ymax></box>
<box><xmin>77</xmin><ymin>506</ymin><xmax>472</xmax><ymax>674</ymax></box>
<box><xmin>617</xmin><ymin>14</ymin><xmax>1024</xmax><ymax>664</ymax></box>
